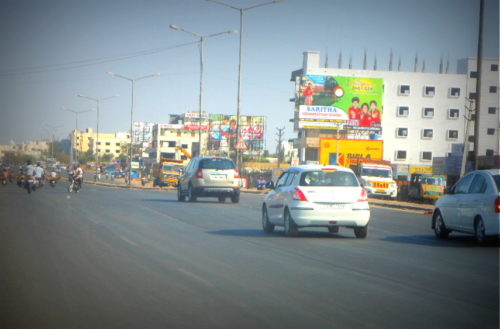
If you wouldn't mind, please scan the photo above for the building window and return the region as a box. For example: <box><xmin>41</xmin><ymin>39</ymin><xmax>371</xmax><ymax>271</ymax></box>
<box><xmin>447</xmin><ymin>130</ymin><xmax>459</xmax><ymax>140</ymax></box>
<box><xmin>181</xmin><ymin>155</ymin><xmax>187</xmax><ymax>160</ymax></box>
<box><xmin>105</xmin><ymin>149</ymin><xmax>110</xmax><ymax>153</ymax></box>
<box><xmin>489</xmin><ymin>86</ymin><xmax>497</xmax><ymax>93</ymax></box>
<box><xmin>177</xmin><ymin>131</ymin><xmax>181</xmax><ymax>137</ymax></box>
<box><xmin>491</xmin><ymin>64</ymin><xmax>499</xmax><ymax>72</ymax></box>
<box><xmin>488</xmin><ymin>107</ymin><xmax>497</xmax><ymax>114</ymax></box>
<box><xmin>468</xmin><ymin>136</ymin><xmax>475</xmax><ymax>142</ymax></box>
<box><xmin>396</xmin><ymin>150</ymin><xmax>407</xmax><ymax>160</ymax></box>
<box><xmin>398</xmin><ymin>85</ymin><xmax>410</xmax><ymax>96</ymax></box>
<box><xmin>423</xmin><ymin>107</ymin><xmax>434</xmax><ymax>118</ymax></box>
<box><xmin>486</xmin><ymin>149</ymin><xmax>494</xmax><ymax>156</ymax></box>
<box><xmin>97</xmin><ymin>142</ymin><xmax>101</xmax><ymax>145</ymax></box>
<box><xmin>105</xmin><ymin>142</ymin><xmax>110</xmax><ymax>146</ymax></box>
<box><xmin>448</xmin><ymin>108</ymin><xmax>460</xmax><ymax>119</ymax></box>
<box><xmin>97</xmin><ymin>148</ymin><xmax>101</xmax><ymax>152</ymax></box>
<box><xmin>470</xmin><ymin>71</ymin><xmax>478</xmax><ymax>78</ymax></box>
<box><xmin>116</xmin><ymin>143</ymin><xmax>120</xmax><ymax>146</ymax></box>
<box><xmin>397</xmin><ymin>106</ymin><xmax>409</xmax><ymax>117</ymax></box>
<box><xmin>181</xmin><ymin>144</ymin><xmax>188</xmax><ymax>149</ymax></box>
<box><xmin>396</xmin><ymin>128</ymin><xmax>408</xmax><ymax>138</ymax></box>
<box><xmin>469</xmin><ymin>92</ymin><xmax>477</xmax><ymax>100</ymax></box>
<box><xmin>422</xmin><ymin>129</ymin><xmax>433</xmax><ymax>139</ymax></box>
<box><xmin>116</xmin><ymin>150</ymin><xmax>120</xmax><ymax>153</ymax></box>
<box><xmin>191</xmin><ymin>132</ymin><xmax>195</xmax><ymax>137</ymax></box>
<box><xmin>421</xmin><ymin>151</ymin><xmax>432</xmax><ymax>161</ymax></box>
<box><xmin>167</xmin><ymin>141</ymin><xmax>176</xmax><ymax>147</ymax></box>
<box><xmin>423</xmin><ymin>86</ymin><xmax>435</xmax><ymax>97</ymax></box>
<box><xmin>448</xmin><ymin>87</ymin><xmax>461</xmax><ymax>98</ymax></box>
<box><xmin>487</xmin><ymin>128</ymin><xmax>495</xmax><ymax>135</ymax></box>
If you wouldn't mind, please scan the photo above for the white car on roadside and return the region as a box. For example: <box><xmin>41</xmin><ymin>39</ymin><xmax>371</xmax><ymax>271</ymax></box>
<box><xmin>432</xmin><ymin>169</ymin><xmax>500</xmax><ymax>244</ymax></box>
<box><xmin>261</xmin><ymin>165</ymin><xmax>370</xmax><ymax>238</ymax></box>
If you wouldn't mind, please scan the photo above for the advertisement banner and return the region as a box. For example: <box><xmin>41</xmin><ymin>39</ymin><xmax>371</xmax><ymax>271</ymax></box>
<box><xmin>319</xmin><ymin>138</ymin><xmax>384</xmax><ymax>167</ymax></box>
<box><xmin>297</xmin><ymin>75</ymin><xmax>383</xmax><ymax>138</ymax></box>
<box><xmin>132</xmin><ymin>122</ymin><xmax>154</xmax><ymax>145</ymax></box>
<box><xmin>207</xmin><ymin>115</ymin><xmax>265</xmax><ymax>151</ymax></box>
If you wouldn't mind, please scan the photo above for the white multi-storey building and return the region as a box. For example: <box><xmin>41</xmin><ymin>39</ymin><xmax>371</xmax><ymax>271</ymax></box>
<box><xmin>291</xmin><ymin>51</ymin><xmax>489</xmax><ymax>171</ymax></box>
<box><xmin>457</xmin><ymin>58</ymin><xmax>499</xmax><ymax>165</ymax></box>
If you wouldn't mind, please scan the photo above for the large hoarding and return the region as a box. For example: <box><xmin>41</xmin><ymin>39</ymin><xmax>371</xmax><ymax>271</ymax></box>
<box><xmin>297</xmin><ymin>75</ymin><xmax>383</xmax><ymax>139</ymax></box>
<box><xmin>132</xmin><ymin>122</ymin><xmax>154</xmax><ymax>145</ymax></box>
<box><xmin>319</xmin><ymin>138</ymin><xmax>384</xmax><ymax>167</ymax></box>
<box><xmin>207</xmin><ymin>115</ymin><xmax>265</xmax><ymax>152</ymax></box>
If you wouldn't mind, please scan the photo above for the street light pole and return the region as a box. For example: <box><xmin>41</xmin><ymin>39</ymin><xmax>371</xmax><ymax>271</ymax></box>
<box><xmin>63</xmin><ymin>107</ymin><xmax>94</xmax><ymax>163</ymax></box>
<box><xmin>77</xmin><ymin>94</ymin><xmax>119</xmax><ymax>178</ymax></box>
<box><xmin>206</xmin><ymin>0</ymin><xmax>283</xmax><ymax>170</ymax></box>
<box><xmin>107</xmin><ymin>72</ymin><xmax>160</xmax><ymax>186</ymax></box>
<box><xmin>169</xmin><ymin>24</ymin><xmax>238</xmax><ymax>157</ymax></box>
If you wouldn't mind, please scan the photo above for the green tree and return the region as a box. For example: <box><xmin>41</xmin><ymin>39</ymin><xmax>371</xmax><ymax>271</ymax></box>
<box><xmin>78</xmin><ymin>149</ymin><xmax>95</xmax><ymax>164</ymax></box>
<box><xmin>101</xmin><ymin>154</ymin><xmax>113</xmax><ymax>163</ymax></box>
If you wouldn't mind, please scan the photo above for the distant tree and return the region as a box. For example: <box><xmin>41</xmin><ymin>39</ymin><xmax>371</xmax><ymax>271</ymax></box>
<box><xmin>101</xmin><ymin>154</ymin><xmax>113</xmax><ymax>163</ymax></box>
<box><xmin>78</xmin><ymin>149</ymin><xmax>95</xmax><ymax>164</ymax></box>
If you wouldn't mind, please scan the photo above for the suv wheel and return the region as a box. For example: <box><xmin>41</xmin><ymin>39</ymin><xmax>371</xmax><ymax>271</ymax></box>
<box><xmin>283</xmin><ymin>209</ymin><xmax>298</xmax><ymax>237</ymax></box>
<box><xmin>177</xmin><ymin>185</ymin><xmax>185</xmax><ymax>202</ymax></box>
<box><xmin>187</xmin><ymin>185</ymin><xmax>197</xmax><ymax>202</ymax></box>
<box><xmin>262</xmin><ymin>206</ymin><xmax>274</xmax><ymax>233</ymax></box>
<box><xmin>474</xmin><ymin>218</ymin><xmax>487</xmax><ymax>245</ymax></box>
<box><xmin>230</xmin><ymin>194</ymin><xmax>239</xmax><ymax>203</ymax></box>
<box><xmin>218</xmin><ymin>196</ymin><xmax>226</xmax><ymax>203</ymax></box>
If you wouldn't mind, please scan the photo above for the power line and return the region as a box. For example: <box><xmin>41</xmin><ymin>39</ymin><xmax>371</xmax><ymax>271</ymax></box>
<box><xmin>0</xmin><ymin>41</ymin><xmax>198</xmax><ymax>77</ymax></box>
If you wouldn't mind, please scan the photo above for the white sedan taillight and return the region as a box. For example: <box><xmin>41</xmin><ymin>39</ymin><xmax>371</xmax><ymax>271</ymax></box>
<box><xmin>292</xmin><ymin>188</ymin><xmax>308</xmax><ymax>201</ymax></box>
<box><xmin>358</xmin><ymin>188</ymin><xmax>368</xmax><ymax>202</ymax></box>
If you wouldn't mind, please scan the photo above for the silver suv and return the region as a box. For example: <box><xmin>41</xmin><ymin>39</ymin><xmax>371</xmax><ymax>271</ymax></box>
<box><xmin>177</xmin><ymin>156</ymin><xmax>240</xmax><ymax>203</ymax></box>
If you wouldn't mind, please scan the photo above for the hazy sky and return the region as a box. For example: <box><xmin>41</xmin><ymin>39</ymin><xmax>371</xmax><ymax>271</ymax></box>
<box><xmin>0</xmin><ymin>0</ymin><xmax>498</xmax><ymax>151</ymax></box>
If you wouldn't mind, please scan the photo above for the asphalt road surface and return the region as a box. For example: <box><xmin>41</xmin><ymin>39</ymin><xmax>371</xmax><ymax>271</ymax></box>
<box><xmin>0</xmin><ymin>182</ymin><xmax>498</xmax><ymax>329</ymax></box>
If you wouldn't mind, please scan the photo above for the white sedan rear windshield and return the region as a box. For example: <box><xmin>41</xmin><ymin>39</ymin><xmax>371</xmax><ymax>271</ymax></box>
<box><xmin>199</xmin><ymin>158</ymin><xmax>235</xmax><ymax>170</ymax></box>
<box><xmin>300</xmin><ymin>170</ymin><xmax>359</xmax><ymax>187</ymax></box>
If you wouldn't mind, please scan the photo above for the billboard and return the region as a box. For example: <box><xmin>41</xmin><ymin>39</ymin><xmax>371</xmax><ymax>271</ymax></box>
<box><xmin>319</xmin><ymin>138</ymin><xmax>384</xmax><ymax>167</ymax></box>
<box><xmin>132</xmin><ymin>122</ymin><xmax>154</xmax><ymax>145</ymax></box>
<box><xmin>297</xmin><ymin>75</ymin><xmax>383</xmax><ymax>138</ymax></box>
<box><xmin>207</xmin><ymin>115</ymin><xmax>265</xmax><ymax>151</ymax></box>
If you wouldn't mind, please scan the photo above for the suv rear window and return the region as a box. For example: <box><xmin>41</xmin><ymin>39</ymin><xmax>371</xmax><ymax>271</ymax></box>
<box><xmin>300</xmin><ymin>170</ymin><xmax>359</xmax><ymax>187</ymax></box>
<box><xmin>199</xmin><ymin>158</ymin><xmax>235</xmax><ymax>170</ymax></box>
<box><xmin>493</xmin><ymin>174</ymin><xmax>500</xmax><ymax>192</ymax></box>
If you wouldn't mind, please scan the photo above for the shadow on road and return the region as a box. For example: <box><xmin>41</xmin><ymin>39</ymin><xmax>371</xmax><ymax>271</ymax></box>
<box><xmin>380</xmin><ymin>234</ymin><xmax>498</xmax><ymax>248</ymax></box>
<box><xmin>208</xmin><ymin>228</ymin><xmax>354</xmax><ymax>239</ymax></box>
<box><xmin>141</xmin><ymin>198</ymin><xmax>231</xmax><ymax>204</ymax></box>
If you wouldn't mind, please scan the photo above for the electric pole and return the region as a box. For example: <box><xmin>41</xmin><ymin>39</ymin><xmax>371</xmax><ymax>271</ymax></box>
<box><xmin>473</xmin><ymin>0</ymin><xmax>484</xmax><ymax>170</ymax></box>
<box><xmin>276</xmin><ymin>127</ymin><xmax>285</xmax><ymax>169</ymax></box>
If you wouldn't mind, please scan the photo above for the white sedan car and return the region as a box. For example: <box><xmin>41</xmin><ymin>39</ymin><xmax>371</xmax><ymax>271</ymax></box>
<box><xmin>432</xmin><ymin>169</ymin><xmax>500</xmax><ymax>244</ymax></box>
<box><xmin>262</xmin><ymin>165</ymin><xmax>370</xmax><ymax>238</ymax></box>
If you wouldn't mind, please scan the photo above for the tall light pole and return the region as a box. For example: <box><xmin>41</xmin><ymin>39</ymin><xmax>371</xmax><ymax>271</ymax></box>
<box><xmin>169</xmin><ymin>24</ymin><xmax>238</xmax><ymax>157</ymax></box>
<box><xmin>206</xmin><ymin>0</ymin><xmax>283</xmax><ymax>170</ymax></box>
<box><xmin>77</xmin><ymin>94</ymin><xmax>119</xmax><ymax>178</ymax></box>
<box><xmin>43</xmin><ymin>124</ymin><xmax>62</xmax><ymax>160</ymax></box>
<box><xmin>63</xmin><ymin>107</ymin><xmax>94</xmax><ymax>163</ymax></box>
<box><xmin>107</xmin><ymin>72</ymin><xmax>160</xmax><ymax>186</ymax></box>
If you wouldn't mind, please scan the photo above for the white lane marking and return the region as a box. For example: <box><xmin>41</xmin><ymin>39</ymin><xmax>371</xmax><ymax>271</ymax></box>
<box><xmin>177</xmin><ymin>268</ymin><xmax>214</xmax><ymax>288</ymax></box>
<box><xmin>119</xmin><ymin>235</ymin><xmax>139</xmax><ymax>247</ymax></box>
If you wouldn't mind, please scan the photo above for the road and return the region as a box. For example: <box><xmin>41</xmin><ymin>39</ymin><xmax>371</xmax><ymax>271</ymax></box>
<box><xmin>0</xmin><ymin>182</ymin><xmax>498</xmax><ymax>329</ymax></box>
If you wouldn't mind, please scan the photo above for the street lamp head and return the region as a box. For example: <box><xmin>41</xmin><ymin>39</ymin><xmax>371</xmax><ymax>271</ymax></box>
<box><xmin>274</xmin><ymin>0</ymin><xmax>284</xmax><ymax>3</ymax></box>
<box><xmin>107</xmin><ymin>71</ymin><xmax>116</xmax><ymax>76</ymax></box>
<box><xmin>169</xmin><ymin>24</ymin><xmax>181</xmax><ymax>31</ymax></box>
<box><xmin>229</xmin><ymin>29</ymin><xmax>239</xmax><ymax>34</ymax></box>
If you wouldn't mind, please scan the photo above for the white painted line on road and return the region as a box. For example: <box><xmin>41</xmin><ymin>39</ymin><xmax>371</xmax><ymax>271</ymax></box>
<box><xmin>119</xmin><ymin>235</ymin><xmax>139</xmax><ymax>247</ymax></box>
<box><xmin>177</xmin><ymin>268</ymin><xmax>214</xmax><ymax>288</ymax></box>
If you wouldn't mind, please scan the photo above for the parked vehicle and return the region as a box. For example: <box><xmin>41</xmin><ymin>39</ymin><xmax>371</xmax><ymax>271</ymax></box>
<box><xmin>408</xmin><ymin>173</ymin><xmax>446</xmax><ymax>203</ymax></box>
<box><xmin>177</xmin><ymin>156</ymin><xmax>240</xmax><ymax>203</ymax></box>
<box><xmin>262</xmin><ymin>165</ymin><xmax>370</xmax><ymax>238</ymax></box>
<box><xmin>432</xmin><ymin>169</ymin><xmax>500</xmax><ymax>244</ymax></box>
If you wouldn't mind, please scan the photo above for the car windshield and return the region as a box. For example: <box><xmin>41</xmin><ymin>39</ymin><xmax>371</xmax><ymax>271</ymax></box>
<box><xmin>199</xmin><ymin>158</ymin><xmax>235</xmax><ymax>170</ymax></box>
<box><xmin>300</xmin><ymin>170</ymin><xmax>359</xmax><ymax>187</ymax></box>
<box><xmin>361</xmin><ymin>168</ymin><xmax>392</xmax><ymax>178</ymax></box>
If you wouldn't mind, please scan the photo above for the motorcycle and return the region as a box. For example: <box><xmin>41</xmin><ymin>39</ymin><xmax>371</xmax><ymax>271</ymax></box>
<box><xmin>16</xmin><ymin>174</ymin><xmax>25</xmax><ymax>187</ymax></box>
<box><xmin>32</xmin><ymin>177</ymin><xmax>44</xmax><ymax>191</ymax></box>
<box><xmin>1</xmin><ymin>177</ymin><xmax>7</xmax><ymax>186</ymax></box>
<box><xmin>49</xmin><ymin>179</ymin><xmax>57</xmax><ymax>188</ymax></box>
<box><xmin>68</xmin><ymin>176</ymin><xmax>81</xmax><ymax>193</ymax></box>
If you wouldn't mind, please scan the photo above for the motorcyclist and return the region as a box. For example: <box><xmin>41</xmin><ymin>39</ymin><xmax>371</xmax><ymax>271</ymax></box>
<box><xmin>25</xmin><ymin>160</ymin><xmax>35</xmax><ymax>178</ymax></box>
<box><xmin>34</xmin><ymin>162</ymin><xmax>45</xmax><ymax>187</ymax></box>
<box><xmin>73</xmin><ymin>164</ymin><xmax>84</xmax><ymax>190</ymax></box>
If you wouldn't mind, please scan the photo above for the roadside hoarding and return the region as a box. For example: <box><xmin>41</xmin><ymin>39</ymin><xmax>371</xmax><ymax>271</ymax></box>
<box><xmin>319</xmin><ymin>138</ymin><xmax>384</xmax><ymax>167</ymax></box>
<box><xmin>207</xmin><ymin>115</ymin><xmax>265</xmax><ymax>152</ymax></box>
<box><xmin>297</xmin><ymin>75</ymin><xmax>383</xmax><ymax>139</ymax></box>
<box><xmin>132</xmin><ymin>122</ymin><xmax>154</xmax><ymax>145</ymax></box>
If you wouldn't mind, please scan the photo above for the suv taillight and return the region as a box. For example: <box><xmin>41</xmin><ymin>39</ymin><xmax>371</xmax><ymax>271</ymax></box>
<box><xmin>292</xmin><ymin>188</ymin><xmax>308</xmax><ymax>201</ymax></box>
<box><xmin>358</xmin><ymin>188</ymin><xmax>368</xmax><ymax>202</ymax></box>
<box><xmin>234</xmin><ymin>170</ymin><xmax>240</xmax><ymax>179</ymax></box>
<box><xmin>196</xmin><ymin>169</ymin><xmax>203</xmax><ymax>179</ymax></box>
<box><xmin>495</xmin><ymin>196</ymin><xmax>500</xmax><ymax>214</ymax></box>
